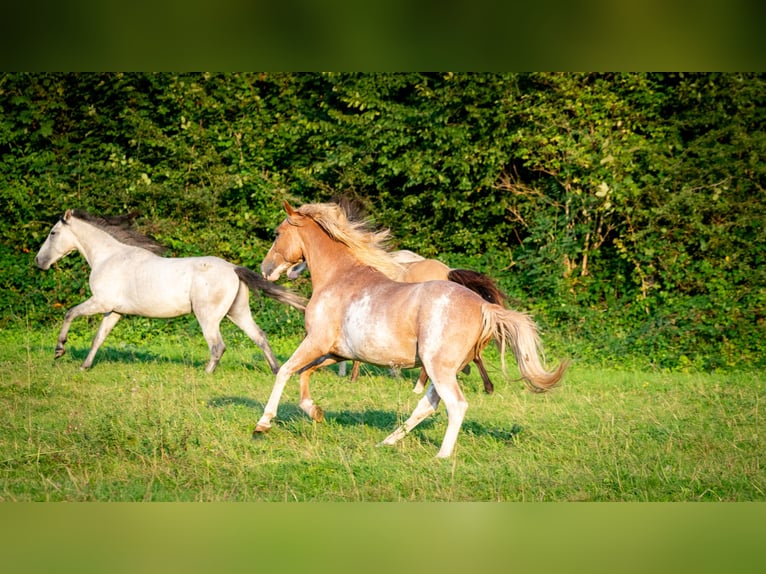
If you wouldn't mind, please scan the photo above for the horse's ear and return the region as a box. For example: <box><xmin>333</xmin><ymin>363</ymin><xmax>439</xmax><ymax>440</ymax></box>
<box><xmin>283</xmin><ymin>201</ymin><xmax>295</xmax><ymax>216</ymax></box>
<box><xmin>63</xmin><ymin>209</ymin><xmax>73</xmax><ymax>222</ymax></box>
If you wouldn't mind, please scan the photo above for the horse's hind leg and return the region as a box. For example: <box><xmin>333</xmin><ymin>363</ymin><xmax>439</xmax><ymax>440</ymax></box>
<box><xmin>474</xmin><ymin>354</ymin><xmax>494</xmax><ymax>394</ymax></box>
<box><xmin>81</xmin><ymin>312</ymin><xmax>122</xmax><ymax>369</ymax></box>
<box><xmin>413</xmin><ymin>368</ymin><xmax>429</xmax><ymax>393</ymax></box>
<box><xmin>413</xmin><ymin>364</ymin><xmax>470</xmax><ymax>394</ymax></box>
<box><xmin>381</xmin><ymin>367</ymin><xmax>468</xmax><ymax>458</ymax></box>
<box><xmin>431</xmin><ymin>375</ymin><xmax>468</xmax><ymax>458</ymax></box>
<box><xmin>193</xmin><ymin>308</ymin><xmax>226</xmax><ymax>374</ymax></box>
<box><xmin>227</xmin><ymin>285</ymin><xmax>280</xmax><ymax>374</ymax></box>
<box><xmin>379</xmin><ymin>383</ymin><xmax>441</xmax><ymax>447</ymax></box>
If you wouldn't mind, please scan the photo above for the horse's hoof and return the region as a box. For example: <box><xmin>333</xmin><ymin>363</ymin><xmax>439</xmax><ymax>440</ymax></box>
<box><xmin>252</xmin><ymin>424</ymin><xmax>271</xmax><ymax>436</ymax></box>
<box><xmin>54</xmin><ymin>349</ymin><xmax>65</xmax><ymax>359</ymax></box>
<box><xmin>311</xmin><ymin>405</ymin><xmax>324</xmax><ymax>423</ymax></box>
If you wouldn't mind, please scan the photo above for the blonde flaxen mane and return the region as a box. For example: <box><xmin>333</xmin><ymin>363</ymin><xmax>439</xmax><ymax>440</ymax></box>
<box><xmin>295</xmin><ymin>202</ymin><xmax>406</xmax><ymax>279</ymax></box>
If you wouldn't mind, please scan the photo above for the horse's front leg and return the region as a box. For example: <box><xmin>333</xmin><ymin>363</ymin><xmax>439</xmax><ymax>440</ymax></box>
<box><xmin>253</xmin><ymin>338</ymin><xmax>329</xmax><ymax>434</ymax></box>
<box><xmin>298</xmin><ymin>357</ymin><xmax>339</xmax><ymax>423</ymax></box>
<box><xmin>81</xmin><ymin>312</ymin><xmax>122</xmax><ymax>369</ymax></box>
<box><xmin>55</xmin><ymin>298</ymin><xmax>111</xmax><ymax>360</ymax></box>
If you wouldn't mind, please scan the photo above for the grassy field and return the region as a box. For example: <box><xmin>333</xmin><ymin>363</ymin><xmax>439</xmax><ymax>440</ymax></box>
<box><xmin>1</xmin><ymin>321</ymin><xmax>763</xmax><ymax>501</ymax></box>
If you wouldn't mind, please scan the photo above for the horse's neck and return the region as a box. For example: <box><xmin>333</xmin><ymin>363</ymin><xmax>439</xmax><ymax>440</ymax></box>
<box><xmin>70</xmin><ymin>219</ymin><xmax>130</xmax><ymax>267</ymax></box>
<box><xmin>301</xmin><ymin>225</ymin><xmax>371</xmax><ymax>290</ymax></box>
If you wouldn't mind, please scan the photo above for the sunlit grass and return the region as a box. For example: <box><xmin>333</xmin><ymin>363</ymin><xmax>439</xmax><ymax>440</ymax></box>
<box><xmin>1</xmin><ymin>325</ymin><xmax>763</xmax><ymax>501</ymax></box>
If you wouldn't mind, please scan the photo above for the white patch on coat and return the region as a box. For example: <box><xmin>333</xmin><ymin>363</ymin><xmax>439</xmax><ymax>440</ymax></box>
<box><xmin>339</xmin><ymin>292</ymin><xmax>416</xmax><ymax>367</ymax></box>
<box><xmin>418</xmin><ymin>293</ymin><xmax>452</xmax><ymax>360</ymax></box>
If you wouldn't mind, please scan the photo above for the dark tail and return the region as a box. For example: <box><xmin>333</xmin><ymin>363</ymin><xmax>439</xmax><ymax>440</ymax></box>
<box><xmin>448</xmin><ymin>269</ymin><xmax>507</xmax><ymax>306</ymax></box>
<box><xmin>235</xmin><ymin>265</ymin><xmax>308</xmax><ymax>311</ymax></box>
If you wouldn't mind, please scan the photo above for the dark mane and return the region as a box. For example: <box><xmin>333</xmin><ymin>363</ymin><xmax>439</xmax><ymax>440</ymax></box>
<box><xmin>330</xmin><ymin>194</ymin><xmax>368</xmax><ymax>222</ymax></box>
<box><xmin>70</xmin><ymin>209</ymin><xmax>167</xmax><ymax>255</ymax></box>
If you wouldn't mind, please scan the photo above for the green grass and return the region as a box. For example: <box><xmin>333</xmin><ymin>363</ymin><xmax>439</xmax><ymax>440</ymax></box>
<box><xmin>1</xmin><ymin>322</ymin><xmax>763</xmax><ymax>501</ymax></box>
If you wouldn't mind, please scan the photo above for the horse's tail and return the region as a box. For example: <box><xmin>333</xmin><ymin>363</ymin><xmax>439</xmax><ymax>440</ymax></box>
<box><xmin>235</xmin><ymin>265</ymin><xmax>308</xmax><ymax>312</ymax></box>
<box><xmin>479</xmin><ymin>305</ymin><xmax>568</xmax><ymax>393</ymax></box>
<box><xmin>448</xmin><ymin>269</ymin><xmax>507</xmax><ymax>306</ymax></box>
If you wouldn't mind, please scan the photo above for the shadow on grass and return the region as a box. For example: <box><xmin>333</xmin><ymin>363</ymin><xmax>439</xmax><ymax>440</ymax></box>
<box><xmin>326</xmin><ymin>409</ymin><xmax>427</xmax><ymax>431</ymax></box>
<box><xmin>461</xmin><ymin>420</ymin><xmax>523</xmax><ymax>442</ymax></box>
<box><xmin>207</xmin><ymin>396</ymin><xmax>262</xmax><ymax>409</ymax></box>
<box><xmin>205</xmin><ymin>397</ymin><xmax>522</xmax><ymax>445</ymax></box>
<box><xmin>59</xmin><ymin>346</ymin><xmax>278</xmax><ymax>373</ymax></box>
<box><xmin>63</xmin><ymin>346</ymin><xmax>203</xmax><ymax>369</ymax></box>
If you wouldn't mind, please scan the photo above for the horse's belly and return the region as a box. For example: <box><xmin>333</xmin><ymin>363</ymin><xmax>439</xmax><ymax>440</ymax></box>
<box><xmin>340</xmin><ymin>336</ymin><xmax>418</xmax><ymax>368</ymax></box>
<box><xmin>113</xmin><ymin>297</ymin><xmax>192</xmax><ymax>318</ymax></box>
<box><xmin>337</xmin><ymin>295</ymin><xmax>418</xmax><ymax>368</ymax></box>
<box><xmin>107</xmin><ymin>270</ymin><xmax>195</xmax><ymax>317</ymax></box>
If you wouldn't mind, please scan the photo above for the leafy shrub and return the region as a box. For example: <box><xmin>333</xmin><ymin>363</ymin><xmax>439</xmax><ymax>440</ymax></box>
<box><xmin>2</xmin><ymin>72</ymin><xmax>764</xmax><ymax>370</ymax></box>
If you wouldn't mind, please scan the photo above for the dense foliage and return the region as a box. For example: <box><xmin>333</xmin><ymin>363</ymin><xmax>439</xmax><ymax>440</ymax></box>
<box><xmin>2</xmin><ymin>72</ymin><xmax>764</xmax><ymax>370</ymax></box>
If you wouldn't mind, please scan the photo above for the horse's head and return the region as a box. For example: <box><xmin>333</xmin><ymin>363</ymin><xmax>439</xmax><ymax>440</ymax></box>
<box><xmin>261</xmin><ymin>202</ymin><xmax>307</xmax><ymax>281</ymax></box>
<box><xmin>34</xmin><ymin>209</ymin><xmax>79</xmax><ymax>270</ymax></box>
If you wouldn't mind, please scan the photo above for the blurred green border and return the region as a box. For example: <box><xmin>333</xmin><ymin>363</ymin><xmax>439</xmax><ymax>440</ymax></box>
<box><xmin>2</xmin><ymin>2</ymin><xmax>763</xmax><ymax>572</ymax></box>
<box><xmin>1</xmin><ymin>503</ymin><xmax>764</xmax><ymax>572</ymax></box>
<box><xmin>1</xmin><ymin>1</ymin><xmax>763</xmax><ymax>70</ymax></box>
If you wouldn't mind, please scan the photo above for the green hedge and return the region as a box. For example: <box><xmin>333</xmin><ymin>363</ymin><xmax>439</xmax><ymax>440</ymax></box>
<box><xmin>2</xmin><ymin>72</ymin><xmax>764</xmax><ymax>370</ymax></box>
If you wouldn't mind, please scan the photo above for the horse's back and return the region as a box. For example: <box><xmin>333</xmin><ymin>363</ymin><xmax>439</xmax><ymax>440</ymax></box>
<box><xmin>401</xmin><ymin>259</ymin><xmax>450</xmax><ymax>282</ymax></box>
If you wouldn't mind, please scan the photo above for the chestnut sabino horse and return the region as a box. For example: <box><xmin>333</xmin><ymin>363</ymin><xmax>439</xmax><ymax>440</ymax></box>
<box><xmin>287</xmin><ymin>249</ymin><xmax>505</xmax><ymax>394</ymax></box>
<box><xmin>236</xmin><ymin>201</ymin><xmax>568</xmax><ymax>458</ymax></box>
<box><xmin>35</xmin><ymin>209</ymin><xmax>307</xmax><ymax>373</ymax></box>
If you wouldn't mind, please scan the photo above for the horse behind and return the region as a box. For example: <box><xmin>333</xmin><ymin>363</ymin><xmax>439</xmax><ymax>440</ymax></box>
<box><xmin>245</xmin><ymin>200</ymin><xmax>568</xmax><ymax>458</ymax></box>
<box><xmin>34</xmin><ymin>209</ymin><xmax>307</xmax><ymax>373</ymax></box>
